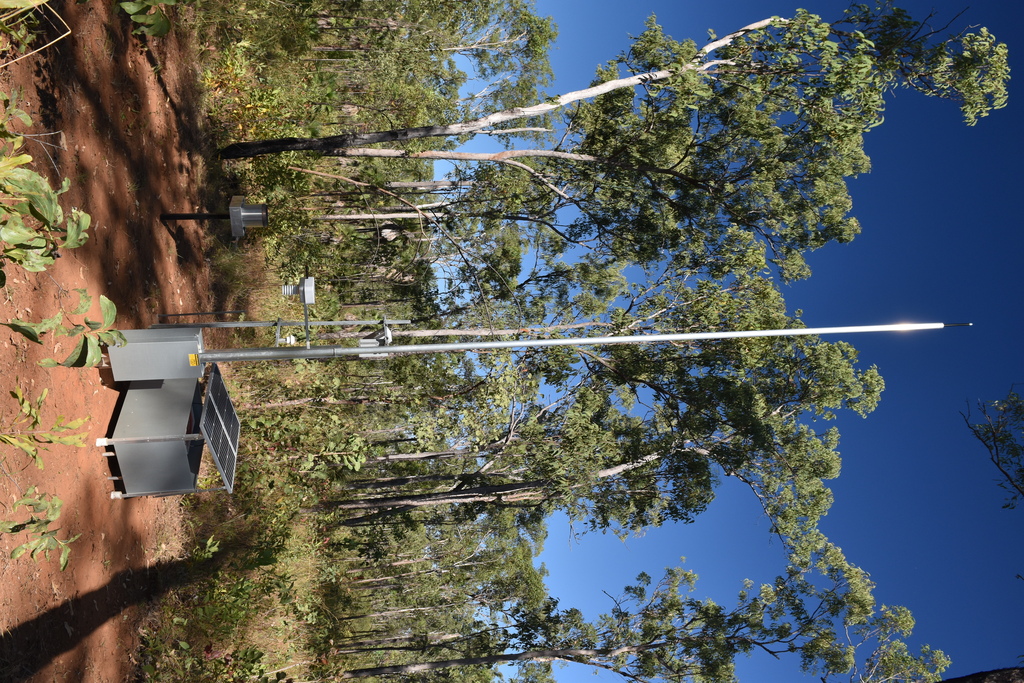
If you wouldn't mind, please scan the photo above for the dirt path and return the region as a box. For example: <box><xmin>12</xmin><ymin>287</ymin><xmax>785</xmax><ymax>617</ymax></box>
<box><xmin>1</xmin><ymin>2</ymin><xmax>216</xmax><ymax>680</ymax></box>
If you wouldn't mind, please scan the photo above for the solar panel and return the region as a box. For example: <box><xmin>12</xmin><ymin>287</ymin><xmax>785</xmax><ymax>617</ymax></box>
<box><xmin>199</xmin><ymin>364</ymin><xmax>240</xmax><ymax>493</ymax></box>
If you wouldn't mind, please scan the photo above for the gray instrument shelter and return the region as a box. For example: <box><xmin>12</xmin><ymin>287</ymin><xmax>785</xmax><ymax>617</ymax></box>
<box><xmin>100</xmin><ymin>318</ymin><xmax>397</xmax><ymax>499</ymax></box>
<box><xmin>107</xmin><ymin>327</ymin><xmax>205</xmax><ymax>382</ymax></box>
<box><xmin>99</xmin><ymin>363</ymin><xmax>239</xmax><ymax>499</ymax></box>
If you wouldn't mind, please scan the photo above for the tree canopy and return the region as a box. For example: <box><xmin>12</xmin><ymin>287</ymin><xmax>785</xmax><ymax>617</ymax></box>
<box><xmin>965</xmin><ymin>390</ymin><xmax>1024</xmax><ymax>509</ymax></box>
<box><xmin>211</xmin><ymin>3</ymin><xmax>1010</xmax><ymax>681</ymax></box>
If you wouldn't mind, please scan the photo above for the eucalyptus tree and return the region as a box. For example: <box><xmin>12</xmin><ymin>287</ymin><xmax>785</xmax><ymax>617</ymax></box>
<box><xmin>295</xmin><ymin>3</ymin><xmax>1008</xmax><ymax>542</ymax></box>
<box><xmin>328</xmin><ymin>558</ymin><xmax>948</xmax><ymax>682</ymax></box>
<box><xmin>221</xmin><ymin>5</ymin><xmax>1008</xmax><ymax>276</ymax></box>
<box><xmin>225</xmin><ymin>3</ymin><xmax>1008</xmax><ymax>152</ymax></box>
<box><xmin>332</xmin><ymin>506</ymin><xmax>552</xmax><ymax>671</ymax></box>
<box><xmin>964</xmin><ymin>391</ymin><xmax>1024</xmax><ymax>509</ymax></box>
<box><xmin>225</xmin><ymin>3</ymin><xmax>1007</xmax><ymax>337</ymax></box>
<box><xmin>317</xmin><ymin>267</ymin><xmax>882</xmax><ymax>543</ymax></box>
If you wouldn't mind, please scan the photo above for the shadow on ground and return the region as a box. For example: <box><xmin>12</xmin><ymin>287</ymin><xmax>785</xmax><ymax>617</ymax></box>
<box><xmin>0</xmin><ymin>555</ymin><xmax>224</xmax><ymax>682</ymax></box>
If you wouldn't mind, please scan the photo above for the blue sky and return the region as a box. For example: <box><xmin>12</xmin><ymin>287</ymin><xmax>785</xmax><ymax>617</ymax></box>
<box><xmin>524</xmin><ymin>0</ymin><xmax>1024</xmax><ymax>680</ymax></box>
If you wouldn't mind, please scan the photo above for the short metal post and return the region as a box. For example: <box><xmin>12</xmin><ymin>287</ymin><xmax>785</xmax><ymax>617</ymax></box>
<box><xmin>160</xmin><ymin>212</ymin><xmax>230</xmax><ymax>221</ymax></box>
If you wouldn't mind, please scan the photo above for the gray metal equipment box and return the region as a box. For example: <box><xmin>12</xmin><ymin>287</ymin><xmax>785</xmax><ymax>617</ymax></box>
<box><xmin>99</xmin><ymin>364</ymin><xmax>239</xmax><ymax>499</ymax></box>
<box><xmin>104</xmin><ymin>378</ymin><xmax>206</xmax><ymax>497</ymax></box>
<box><xmin>108</xmin><ymin>328</ymin><xmax>205</xmax><ymax>382</ymax></box>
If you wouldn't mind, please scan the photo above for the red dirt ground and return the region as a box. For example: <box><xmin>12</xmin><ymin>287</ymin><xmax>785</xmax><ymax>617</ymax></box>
<box><xmin>0</xmin><ymin>2</ymin><xmax>216</xmax><ymax>680</ymax></box>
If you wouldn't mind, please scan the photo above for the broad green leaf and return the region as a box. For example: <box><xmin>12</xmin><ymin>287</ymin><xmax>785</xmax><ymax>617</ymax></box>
<box><xmin>50</xmin><ymin>434</ymin><xmax>88</xmax><ymax>446</ymax></box>
<box><xmin>59</xmin><ymin>544</ymin><xmax>72</xmax><ymax>570</ymax></box>
<box><xmin>145</xmin><ymin>15</ymin><xmax>172</xmax><ymax>38</ymax></box>
<box><xmin>0</xmin><ymin>0</ymin><xmax>48</xmax><ymax>10</ymax></box>
<box><xmin>71</xmin><ymin>289</ymin><xmax>92</xmax><ymax>315</ymax></box>
<box><xmin>0</xmin><ymin>153</ymin><xmax>32</xmax><ymax>178</ymax></box>
<box><xmin>0</xmin><ymin>217</ymin><xmax>41</xmax><ymax>246</ymax></box>
<box><xmin>100</xmin><ymin>295</ymin><xmax>117</xmax><ymax>328</ymax></box>
<box><xmin>6</xmin><ymin>247</ymin><xmax>56</xmax><ymax>271</ymax></box>
<box><xmin>58</xmin><ymin>416</ymin><xmax>90</xmax><ymax>430</ymax></box>
<box><xmin>60</xmin><ymin>336</ymin><xmax>88</xmax><ymax>367</ymax></box>
<box><xmin>0</xmin><ymin>434</ymin><xmax>35</xmax><ymax>457</ymax></box>
<box><xmin>7</xmin><ymin>168</ymin><xmax>61</xmax><ymax>226</ymax></box>
<box><xmin>118</xmin><ymin>1</ymin><xmax>147</xmax><ymax>13</ymax></box>
<box><xmin>134</xmin><ymin>8</ymin><xmax>170</xmax><ymax>36</ymax></box>
<box><xmin>83</xmin><ymin>337</ymin><xmax>102</xmax><ymax>368</ymax></box>
<box><xmin>2</xmin><ymin>321</ymin><xmax>42</xmax><ymax>344</ymax></box>
<box><xmin>97</xmin><ymin>329</ymin><xmax>126</xmax><ymax>346</ymax></box>
<box><xmin>64</xmin><ymin>209</ymin><xmax>90</xmax><ymax>248</ymax></box>
<box><xmin>37</xmin><ymin>311</ymin><xmax>63</xmax><ymax>334</ymax></box>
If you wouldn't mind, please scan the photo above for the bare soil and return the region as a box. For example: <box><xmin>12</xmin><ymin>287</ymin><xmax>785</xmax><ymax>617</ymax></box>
<box><xmin>0</xmin><ymin>2</ymin><xmax>218</xmax><ymax>680</ymax></box>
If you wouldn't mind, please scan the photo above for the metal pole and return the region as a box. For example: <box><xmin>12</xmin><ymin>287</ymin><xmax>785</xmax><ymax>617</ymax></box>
<box><xmin>160</xmin><ymin>212</ymin><xmax>230</xmax><ymax>221</ymax></box>
<box><xmin>157</xmin><ymin>310</ymin><xmax>246</xmax><ymax>319</ymax></box>
<box><xmin>303</xmin><ymin>304</ymin><xmax>312</xmax><ymax>349</ymax></box>
<box><xmin>195</xmin><ymin>322</ymin><xmax>966</xmax><ymax>364</ymax></box>
<box><xmin>153</xmin><ymin>319</ymin><xmax>411</xmax><ymax>330</ymax></box>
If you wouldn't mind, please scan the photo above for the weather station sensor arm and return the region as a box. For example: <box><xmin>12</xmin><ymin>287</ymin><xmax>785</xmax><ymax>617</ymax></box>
<box><xmin>195</xmin><ymin>322</ymin><xmax>969</xmax><ymax>364</ymax></box>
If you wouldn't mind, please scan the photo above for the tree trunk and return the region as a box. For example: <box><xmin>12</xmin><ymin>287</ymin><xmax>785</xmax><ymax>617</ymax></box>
<box><xmin>312</xmin><ymin>479</ymin><xmax>549</xmax><ymax>512</ymax></box>
<box><xmin>218</xmin><ymin>20</ymin><xmax>772</xmax><ymax>158</ymax></box>
<box><xmin>348</xmin><ymin>473</ymin><xmax>472</xmax><ymax>489</ymax></box>
<box><xmin>363</xmin><ymin>448</ymin><xmax>479</xmax><ymax>463</ymax></box>
<box><xmin>334</xmin><ymin>633</ymin><xmax>463</xmax><ymax>654</ymax></box>
<box><xmin>238</xmin><ymin>396</ymin><xmax>388</xmax><ymax>410</ymax></box>
<box><xmin>337</xmin><ymin>645</ymin><xmax>642</xmax><ymax>678</ymax></box>
<box><xmin>385</xmin><ymin>180</ymin><xmax>473</xmax><ymax>190</ymax></box>
<box><xmin>339</xmin><ymin>605</ymin><xmax>456</xmax><ymax>621</ymax></box>
<box><xmin>315</xmin><ymin>211</ymin><xmax>440</xmax><ymax>221</ymax></box>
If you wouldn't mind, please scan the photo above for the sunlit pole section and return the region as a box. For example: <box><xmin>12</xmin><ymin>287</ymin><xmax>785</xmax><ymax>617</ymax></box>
<box><xmin>196</xmin><ymin>322</ymin><xmax>968</xmax><ymax>365</ymax></box>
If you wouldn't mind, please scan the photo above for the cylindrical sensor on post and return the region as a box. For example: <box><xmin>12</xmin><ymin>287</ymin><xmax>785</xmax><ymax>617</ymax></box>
<box><xmin>281</xmin><ymin>277</ymin><xmax>316</xmax><ymax>305</ymax></box>
<box><xmin>229</xmin><ymin>196</ymin><xmax>269</xmax><ymax>237</ymax></box>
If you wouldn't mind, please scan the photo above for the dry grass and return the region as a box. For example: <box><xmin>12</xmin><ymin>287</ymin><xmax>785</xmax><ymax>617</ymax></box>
<box><xmin>0</xmin><ymin>0</ymin><xmax>71</xmax><ymax>70</ymax></box>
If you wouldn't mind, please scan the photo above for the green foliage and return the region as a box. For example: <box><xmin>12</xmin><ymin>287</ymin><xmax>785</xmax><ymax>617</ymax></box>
<box><xmin>173</xmin><ymin>4</ymin><xmax>994</xmax><ymax>680</ymax></box>
<box><xmin>0</xmin><ymin>487</ymin><xmax>81</xmax><ymax>571</ymax></box>
<box><xmin>965</xmin><ymin>391</ymin><xmax>1024</xmax><ymax>509</ymax></box>
<box><xmin>189</xmin><ymin>0</ymin><xmax>323</xmax><ymax>62</ymax></box>
<box><xmin>0</xmin><ymin>78</ymin><xmax>97</xmax><ymax>576</ymax></box>
<box><xmin>848</xmin><ymin>606</ymin><xmax>951</xmax><ymax>683</ymax></box>
<box><xmin>138</xmin><ymin>383</ymin><xmax>330</xmax><ymax>681</ymax></box>
<box><xmin>200</xmin><ymin>42</ymin><xmax>314</xmax><ymax>144</ymax></box>
<box><xmin>139</xmin><ymin>642</ymin><xmax>268</xmax><ymax>683</ymax></box>
<box><xmin>839</xmin><ymin>4</ymin><xmax>1010</xmax><ymax>126</ymax></box>
<box><xmin>1</xmin><ymin>384</ymin><xmax>88</xmax><ymax>467</ymax></box>
<box><xmin>329</xmin><ymin>557</ymin><xmax>947</xmax><ymax>682</ymax></box>
<box><xmin>0</xmin><ymin>0</ymin><xmax>41</xmax><ymax>57</ymax></box>
<box><xmin>117</xmin><ymin>0</ymin><xmax>180</xmax><ymax>37</ymax></box>
<box><xmin>3</xmin><ymin>288</ymin><xmax>126</xmax><ymax>367</ymax></box>
<box><xmin>0</xmin><ymin>387</ymin><xmax>87</xmax><ymax>571</ymax></box>
<box><xmin>244</xmin><ymin>407</ymin><xmax>370</xmax><ymax>476</ymax></box>
<box><xmin>0</xmin><ymin>90</ymin><xmax>90</xmax><ymax>287</ymax></box>
<box><xmin>137</xmin><ymin>508</ymin><xmax>293</xmax><ymax>681</ymax></box>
